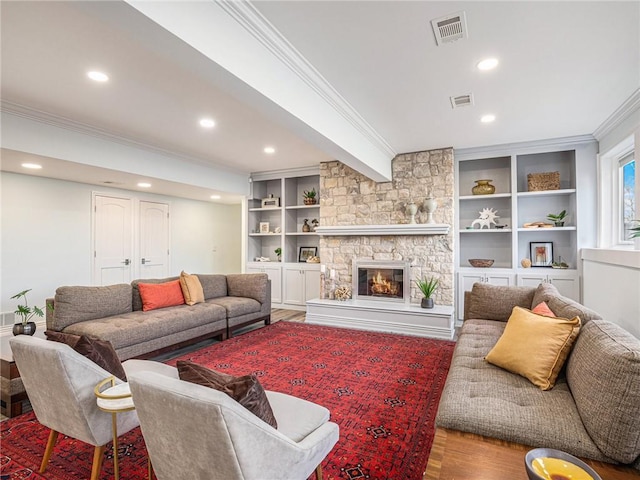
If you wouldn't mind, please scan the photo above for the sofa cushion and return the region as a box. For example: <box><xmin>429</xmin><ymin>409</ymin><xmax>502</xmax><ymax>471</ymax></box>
<box><xmin>52</xmin><ymin>284</ymin><xmax>132</xmax><ymax>331</ymax></box>
<box><xmin>179</xmin><ymin>272</ymin><xmax>205</xmax><ymax>305</ymax></box>
<box><xmin>177</xmin><ymin>360</ymin><xmax>277</xmax><ymax>428</ymax></box>
<box><xmin>436</xmin><ymin>318</ymin><xmax>607</xmax><ymax>461</ymax></box>
<box><xmin>207</xmin><ymin>297</ymin><xmax>261</xmax><ymax>318</ymax></box>
<box><xmin>227</xmin><ymin>273</ymin><xmax>268</xmax><ymax>305</ymax></box>
<box><xmin>467</xmin><ymin>283</ymin><xmax>536</xmax><ymax>322</ymax></box>
<box><xmin>547</xmin><ymin>296</ymin><xmax>602</xmax><ymax>325</ymax></box>
<box><xmin>131</xmin><ymin>277</ymin><xmax>179</xmax><ymax>311</ymax></box>
<box><xmin>197</xmin><ymin>274</ymin><xmax>228</xmax><ymax>299</ymax></box>
<box><xmin>567</xmin><ymin>320</ymin><xmax>640</xmax><ymax>463</ymax></box>
<box><xmin>485</xmin><ymin>306</ymin><xmax>581</xmax><ymax>390</ymax></box>
<box><xmin>138</xmin><ymin>280</ymin><xmax>185</xmax><ymax>311</ymax></box>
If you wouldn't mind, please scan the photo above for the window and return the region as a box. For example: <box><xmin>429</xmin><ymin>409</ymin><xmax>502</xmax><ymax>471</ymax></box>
<box><xmin>620</xmin><ymin>153</ymin><xmax>636</xmax><ymax>243</ymax></box>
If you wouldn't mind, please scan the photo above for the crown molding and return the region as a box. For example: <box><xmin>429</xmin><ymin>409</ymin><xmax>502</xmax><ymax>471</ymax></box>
<box><xmin>593</xmin><ymin>88</ymin><xmax>640</xmax><ymax>141</ymax></box>
<box><xmin>218</xmin><ymin>1</ymin><xmax>396</xmax><ymax>160</ymax></box>
<box><xmin>0</xmin><ymin>101</ymin><xmax>246</xmax><ymax>176</ymax></box>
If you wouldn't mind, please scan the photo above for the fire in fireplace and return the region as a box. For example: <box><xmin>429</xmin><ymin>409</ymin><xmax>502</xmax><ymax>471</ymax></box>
<box><xmin>352</xmin><ymin>260</ymin><xmax>410</xmax><ymax>303</ymax></box>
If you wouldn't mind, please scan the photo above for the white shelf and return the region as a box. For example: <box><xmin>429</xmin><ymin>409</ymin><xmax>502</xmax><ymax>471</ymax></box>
<box><xmin>517</xmin><ymin>189</ymin><xmax>576</xmax><ymax>197</ymax></box>
<box><xmin>249</xmin><ymin>206</ymin><xmax>282</xmax><ymax>212</ymax></box>
<box><xmin>460</xmin><ymin>229</ymin><xmax>512</xmax><ymax>233</ymax></box>
<box><xmin>517</xmin><ymin>226</ymin><xmax>576</xmax><ymax>232</ymax></box>
<box><xmin>285</xmin><ymin>204</ymin><xmax>320</xmax><ymax>210</ymax></box>
<box><xmin>285</xmin><ymin>232</ymin><xmax>319</xmax><ymax>236</ymax></box>
<box><xmin>459</xmin><ymin>193</ymin><xmax>512</xmax><ymax>201</ymax></box>
<box><xmin>249</xmin><ymin>233</ymin><xmax>281</xmax><ymax>237</ymax></box>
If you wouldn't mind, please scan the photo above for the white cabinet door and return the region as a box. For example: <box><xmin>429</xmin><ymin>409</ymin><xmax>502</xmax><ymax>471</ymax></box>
<box><xmin>246</xmin><ymin>263</ymin><xmax>282</xmax><ymax>304</ymax></box>
<box><xmin>283</xmin><ymin>267</ymin><xmax>305</xmax><ymax>305</ymax></box>
<box><xmin>516</xmin><ymin>271</ymin><xmax>580</xmax><ymax>302</ymax></box>
<box><xmin>304</xmin><ymin>269</ymin><xmax>321</xmax><ymax>302</ymax></box>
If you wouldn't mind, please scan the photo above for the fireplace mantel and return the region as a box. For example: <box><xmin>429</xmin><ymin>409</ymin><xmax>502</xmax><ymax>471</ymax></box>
<box><xmin>315</xmin><ymin>224</ymin><xmax>450</xmax><ymax>236</ymax></box>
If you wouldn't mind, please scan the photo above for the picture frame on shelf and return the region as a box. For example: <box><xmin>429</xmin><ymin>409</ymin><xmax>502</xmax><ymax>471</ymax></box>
<box><xmin>530</xmin><ymin>242</ymin><xmax>553</xmax><ymax>267</ymax></box>
<box><xmin>259</xmin><ymin>222</ymin><xmax>270</xmax><ymax>234</ymax></box>
<box><xmin>298</xmin><ymin>246</ymin><xmax>317</xmax><ymax>263</ymax></box>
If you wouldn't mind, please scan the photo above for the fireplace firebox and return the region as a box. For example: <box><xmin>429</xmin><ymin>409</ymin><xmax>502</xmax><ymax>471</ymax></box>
<box><xmin>352</xmin><ymin>260</ymin><xmax>410</xmax><ymax>303</ymax></box>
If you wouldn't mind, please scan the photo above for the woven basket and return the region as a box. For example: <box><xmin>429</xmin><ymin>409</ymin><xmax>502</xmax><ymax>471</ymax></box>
<box><xmin>527</xmin><ymin>171</ymin><xmax>560</xmax><ymax>191</ymax></box>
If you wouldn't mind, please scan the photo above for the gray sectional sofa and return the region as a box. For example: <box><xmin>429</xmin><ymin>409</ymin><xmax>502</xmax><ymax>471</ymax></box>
<box><xmin>436</xmin><ymin>282</ymin><xmax>640</xmax><ymax>471</ymax></box>
<box><xmin>46</xmin><ymin>273</ymin><xmax>271</xmax><ymax>360</ymax></box>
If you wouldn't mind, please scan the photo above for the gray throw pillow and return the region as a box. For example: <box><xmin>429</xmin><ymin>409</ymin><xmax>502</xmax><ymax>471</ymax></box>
<box><xmin>177</xmin><ymin>360</ymin><xmax>277</xmax><ymax>429</ymax></box>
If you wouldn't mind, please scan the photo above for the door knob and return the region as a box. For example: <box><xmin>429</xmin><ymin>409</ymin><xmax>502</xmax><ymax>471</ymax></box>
<box><xmin>122</xmin><ymin>259</ymin><xmax>130</xmax><ymax>266</ymax></box>
<box><xmin>141</xmin><ymin>258</ymin><xmax>148</xmax><ymax>264</ymax></box>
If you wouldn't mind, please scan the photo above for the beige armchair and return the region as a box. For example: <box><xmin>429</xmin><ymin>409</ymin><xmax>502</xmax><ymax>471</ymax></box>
<box><xmin>128</xmin><ymin>369</ymin><xmax>340</xmax><ymax>480</ymax></box>
<box><xmin>9</xmin><ymin>335</ymin><xmax>140</xmax><ymax>480</ymax></box>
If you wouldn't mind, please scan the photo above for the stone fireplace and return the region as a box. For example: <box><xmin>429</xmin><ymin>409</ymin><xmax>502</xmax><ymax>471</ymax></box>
<box><xmin>352</xmin><ymin>259</ymin><xmax>410</xmax><ymax>303</ymax></box>
<box><xmin>318</xmin><ymin>148</ymin><xmax>455</xmax><ymax>306</ymax></box>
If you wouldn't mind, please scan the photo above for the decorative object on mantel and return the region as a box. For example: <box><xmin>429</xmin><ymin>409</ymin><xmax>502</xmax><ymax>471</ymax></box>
<box><xmin>302</xmin><ymin>219</ymin><xmax>311</xmax><ymax>232</ymax></box>
<box><xmin>405</xmin><ymin>202</ymin><xmax>418</xmax><ymax>224</ymax></box>
<box><xmin>261</xmin><ymin>193</ymin><xmax>280</xmax><ymax>208</ymax></box>
<box><xmin>470</xmin><ymin>207</ymin><xmax>499</xmax><ymax>229</ymax></box>
<box><xmin>11</xmin><ymin>289</ymin><xmax>44</xmax><ymax>336</ymax></box>
<box><xmin>415</xmin><ymin>276</ymin><xmax>438</xmax><ymax>309</ymax></box>
<box><xmin>547</xmin><ymin>209</ymin><xmax>567</xmax><ymax>227</ymax></box>
<box><xmin>469</xmin><ymin>259</ymin><xmax>494</xmax><ymax>268</ymax></box>
<box><xmin>422</xmin><ymin>197</ymin><xmax>438</xmax><ymax>224</ymax></box>
<box><xmin>471</xmin><ymin>179</ymin><xmax>496</xmax><ymax>195</ymax></box>
<box><xmin>274</xmin><ymin>247</ymin><xmax>282</xmax><ymax>262</ymax></box>
<box><xmin>311</xmin><ymin>219</ymin><xmax>319</xmax><ymax>231</ymax></box>
<box><xmin>527</xmin><ymin>171</ymin><xmax>560</xmax><ymax>192</ymax></box>
<box><xmin>334</xmin><ymin>285</ymin><xmax>351</xmax><ymax>301</ymax></box>
<box><xmin>521</xmin><ymin>258</ymin><xmax>532</xmax><ymax>268</ymax></box>
<box><xmin>303</xmin><ymin>188</ymin><xmax>317</xmax><ymax>205</ymax></box>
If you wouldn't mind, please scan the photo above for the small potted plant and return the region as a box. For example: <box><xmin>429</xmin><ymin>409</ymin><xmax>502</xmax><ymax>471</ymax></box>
<box><xmin>275</xmin><ymin>247</ymin><xmax>282</xmax><ymax>262</ymax></box>
<box><xmin>415</xmin><ymin>276</ymin><xmax>438</xmax><ymax>309</ymax></box>
<box><xmin>303</xmin><ymin>188</ymin><xmax>317</xmax><ymax>205</ymax></box>
<box><xmin>11</xmin><ymin>289</ymin><xmax>44</xmax><ymax>336</ymax></box>
<box><xmin>547</xmin><ymin>210</ymin><xmax>567</xmax><ymax>227</ymax></box>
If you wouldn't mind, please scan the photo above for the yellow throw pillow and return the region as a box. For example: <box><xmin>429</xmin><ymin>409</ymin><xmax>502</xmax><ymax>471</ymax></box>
<box><xmin>179</xmin><ymin>271</ymin><xmax>205</xmax><ymax>305</ymax></box>
<box><xmin>485</xmin><ymin>306</ymin><xmax>581</xmax><ymax>390</ymax></box>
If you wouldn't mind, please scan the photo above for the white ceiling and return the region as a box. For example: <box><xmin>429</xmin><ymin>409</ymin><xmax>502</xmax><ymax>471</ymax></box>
<box><xmin>1</xmin><ymin>1</ymin><xmax>638</xmax><ymax>203</ymax></box>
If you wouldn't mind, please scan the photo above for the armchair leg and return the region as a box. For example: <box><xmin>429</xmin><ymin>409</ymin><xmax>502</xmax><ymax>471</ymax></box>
<box><xmin>315</xmin><ymin>464</ymin><xmax>323</xmax><ymax>480</ymax></box>
<box><xmin>90</xmin><ymin>445</ymin><xmax>106</xmax><ymax>480</ymax></box>
<box><xmin>39</xmin><ymin>429</ymin><xmax>59</xmax><ymax>473</ymax></box>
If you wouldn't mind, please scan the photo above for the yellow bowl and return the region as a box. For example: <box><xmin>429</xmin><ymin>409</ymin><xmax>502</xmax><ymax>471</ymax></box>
<box><xmin>525</xmin><ymin>448</ymin><xmax>601</xmax><ymax>480</ymax></box>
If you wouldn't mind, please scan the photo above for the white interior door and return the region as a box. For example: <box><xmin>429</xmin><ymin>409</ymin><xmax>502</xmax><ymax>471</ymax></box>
<box><xmin>93</xmin><ymin>195</ymin><xmax>133</xmax><ymax>285</ymax></box>
<box><xmin>139</xmin><ymin>201</ymin><xmax>170</xmax><ymax>279</ymax></box>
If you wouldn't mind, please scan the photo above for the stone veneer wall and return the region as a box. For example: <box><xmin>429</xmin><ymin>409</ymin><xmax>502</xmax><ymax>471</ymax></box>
<box><xmin>319</xmin><ymin>148</ymin><xmax>454</xmax><ymax>305</ymax></box>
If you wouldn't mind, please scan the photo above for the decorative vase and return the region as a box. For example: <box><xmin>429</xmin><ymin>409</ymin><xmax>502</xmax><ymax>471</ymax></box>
<box><xmin>13</xmin><ymin>321</ymin><xmax>37</xmax><ymax>336</ymax></box>
<box><xmin>304</xmin><ymin>197</ymin><xmax>317</xmax><ymax>205</ymax></box>
<box><xmin>423</xmin><ymin>197</ymin><xmax>438</xmax><ymax>224</ymax></box>
<box><xmin>406</xmin><ymin>202</ymin><xmax>418</xmax><ymax>224</ymax></box>
<box><xmin>472</xmin><ymin>179</ymin><xmax>496</xmax><ymax>195</ymax></box>
<box><xmin>302</xmin><ymin>219</ymin><xmax>311</xmax><ymax>232</ymax></box>
<box><xmin>421</xmin><ymin>298</ymin><xmax>434</xmax><ymax>309</ymax></box>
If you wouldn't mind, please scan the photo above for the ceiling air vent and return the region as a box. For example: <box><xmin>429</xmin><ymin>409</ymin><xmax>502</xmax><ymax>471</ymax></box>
<box><xmin>431</xmin><ymin>11</ymin><xmax>468</xmax><ymax>45</ymax></box>
<box><xmin>450</xmin><ymin>94</ymin><xmax>474</xmax><ymax>109</ymax></box>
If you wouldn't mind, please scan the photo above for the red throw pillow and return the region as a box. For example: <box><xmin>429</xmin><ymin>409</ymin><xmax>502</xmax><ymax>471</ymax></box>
<box><xmin>532</xmin><ymin>301</ymin><xmax>557</xmax><ymax>317</ymax></box>
<box><xmin>138</xmin><ymin>280</ymin><xmax>185</xmax><ymax>311</ymax></box>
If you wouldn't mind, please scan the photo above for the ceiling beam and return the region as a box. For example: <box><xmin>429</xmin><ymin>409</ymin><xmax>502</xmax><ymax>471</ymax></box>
<box><xmin>125</xmin><ymin>0</ymin><xmax>395</xmax><ymax>182</ymax></box>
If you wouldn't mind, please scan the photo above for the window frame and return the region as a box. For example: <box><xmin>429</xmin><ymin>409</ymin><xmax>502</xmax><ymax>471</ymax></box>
<box><xmin>618</xmin><ymin>152</ymin><xmax>636</xmax><ymax>244</ymax></box>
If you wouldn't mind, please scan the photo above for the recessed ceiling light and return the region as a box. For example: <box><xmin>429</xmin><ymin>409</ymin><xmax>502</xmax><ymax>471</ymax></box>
<box><xmin>87</xmin><ymin>71</ymin><xmax>109</xmax><ymax>82</ymax></box>
<box><xmin>199</xmin><ymin>118</ymin><xmax>216</xmax><ymax>128</ymax></box>
<box><xmin>21</xmin><ymin>163</ymin><xmax>42</xmax><ymax>169</ymax></box>
<box><xmin>137</xmin><ymin>182</ymin><xmax>152</xmax><ymax>188</ymax></box>
<box><xmin>477</xmin><ymin>58</ymin><xmax>499</xmax><ymax>71</ymax></box>
<box><xmin>210</xmin><ymin>195</ymin><xmax>221</xmax><ymax>200</ymax></box>
<box><xmin>481</xmin><ymin>114</ymin><xmax>496</xmax><ymax>123</ymax></box>
<box><xmin>263</xmin><ymin>146</ymin><xmax>276</xmax><ymax>154</ymax></box>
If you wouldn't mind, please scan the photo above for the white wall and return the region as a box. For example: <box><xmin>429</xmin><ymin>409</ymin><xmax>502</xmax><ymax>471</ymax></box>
<box><xmin>1</xmin><ymin>172</ymin><xmax>242</xmax><ymax>316</ymax></box>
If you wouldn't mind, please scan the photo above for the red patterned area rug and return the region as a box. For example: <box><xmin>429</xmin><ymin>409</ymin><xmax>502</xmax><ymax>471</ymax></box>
<box><xmin>0</xmin><ymin>321</ymin><xmax>454</xmax><ymax>480</ymax></box>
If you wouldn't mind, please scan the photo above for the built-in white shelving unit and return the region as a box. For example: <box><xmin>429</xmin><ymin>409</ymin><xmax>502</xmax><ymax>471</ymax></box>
<box><xmin>454</xmin><ymin>137</ymin><xmax>598</xmax><ymax>320</ymax></box>
<box><xmin>244</xmin><ymin>168</ymin><xmax>321</xmax><ymax>310</ymax></box>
